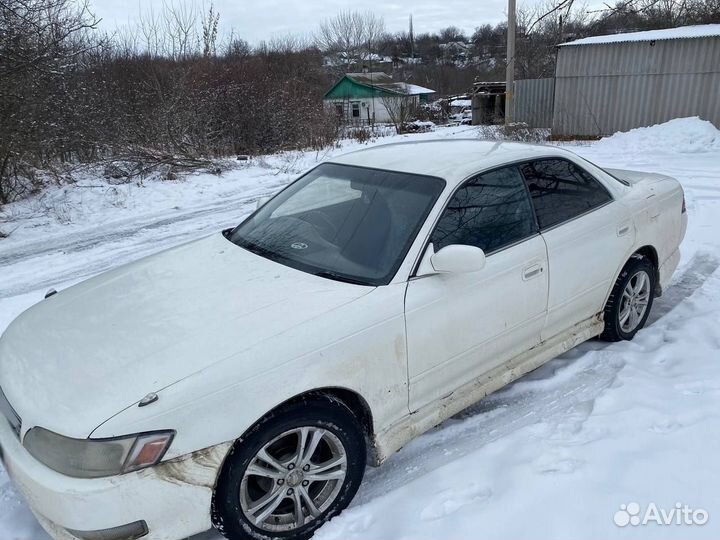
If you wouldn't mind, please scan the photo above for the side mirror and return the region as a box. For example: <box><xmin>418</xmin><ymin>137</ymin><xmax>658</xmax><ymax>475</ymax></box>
<box><xmin>255</xmin><ymin>196</ymin><xmax>271</xmax><ymax>210</ymax></box>
<box><xmin>430</xmin><ymin>245</ymin><xmax>486</xmax><ymax>274</ymax></box>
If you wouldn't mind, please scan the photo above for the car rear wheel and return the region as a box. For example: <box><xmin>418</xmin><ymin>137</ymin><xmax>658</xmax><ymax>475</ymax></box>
<box><xmin>600</xmin><ymin>256</ymin><xmax>656</xmax><ymax>342</ymax></box>
<box><xmin>213</xmin><ymin>396</ymin><xmax>366</xmax><ymax>540</ymax></box>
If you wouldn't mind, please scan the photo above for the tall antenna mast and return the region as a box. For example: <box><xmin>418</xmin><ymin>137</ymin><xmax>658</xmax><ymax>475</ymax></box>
<box><xmin>409</xmin><ymin>13</ymin><xmax>415</xmax><ymax>60</ymax></box>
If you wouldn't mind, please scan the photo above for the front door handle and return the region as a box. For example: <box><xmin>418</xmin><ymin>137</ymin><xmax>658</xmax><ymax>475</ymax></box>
<box><xmin>522</xmin><ymin>264</ymin><xmax>543</xmax><ymax>280</ymax></box>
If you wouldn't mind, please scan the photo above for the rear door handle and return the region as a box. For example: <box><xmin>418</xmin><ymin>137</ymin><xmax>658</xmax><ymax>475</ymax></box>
<box><xmin>522</xmin><ymin>264</ymin><xmax>543</xmax><ymax>280</ymax></box>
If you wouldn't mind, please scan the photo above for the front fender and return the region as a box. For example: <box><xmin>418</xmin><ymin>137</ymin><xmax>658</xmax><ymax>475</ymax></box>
<box><xmin>90</xmin><ymin>284</ymin><xmax>410</xmax><ymax>461</ymax></box>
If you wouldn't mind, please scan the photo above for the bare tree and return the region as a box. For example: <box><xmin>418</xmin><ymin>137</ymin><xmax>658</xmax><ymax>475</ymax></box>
<box><xmin>0</xmin><ymin>0</ymin><xmax>99</xmax><ymax>77</ymax></box>
<box><xmin>513</xmin><ymin>1</ymin><xmax>590</xmax><ymax>78</ymax></box>
<box><xmin>223</xmin><ymin>33</ymin><xmax>250</xmax><ymax>58</ymax></box>
<box><xmin>164</xmin><ymin>1</ymin><xmax>198</xmax><ymax>59</ymax></box>
<box><xmin>316</xmin><ymin>10</ymin><xmax>386</xmax><ymax>72</ymax></box>
<box><xmin>438</xmin><ymin>26</ymin><xmax>467</xmax><ymax>42</ymax></box>
<box><xmin>201</xmin><ymin>3</ymin><xmax>220</xmax><ymax>58</ymax></box>
<box><xmin>0</xmin><ymin>0</ymin><xmax>100</xmax><ymax>203</ymax></box>
<box><xmin>139</xmin><ymin>0</ymin><xmax>199</xmax><ymax>58</ymax></box>
<box><xmin>381</xmin><ymin>95</ymin><xmax>418</xmax><ymax>134</ymax></box>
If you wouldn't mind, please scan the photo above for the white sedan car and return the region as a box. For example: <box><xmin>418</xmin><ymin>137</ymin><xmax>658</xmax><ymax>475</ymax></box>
<box><xmin>0</xmin><ymin>140</ymin><xmax>686</xmax><ymax>540</ymax></box>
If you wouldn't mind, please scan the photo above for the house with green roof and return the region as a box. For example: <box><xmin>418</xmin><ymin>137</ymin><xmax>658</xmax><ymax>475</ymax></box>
<box><xmin>324</xmin><ymin>72</ymin><xmax>435</xmax><ymax>124</ymax></box>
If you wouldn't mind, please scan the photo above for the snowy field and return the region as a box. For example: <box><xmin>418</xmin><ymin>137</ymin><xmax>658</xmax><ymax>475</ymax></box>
<box><xmin>1</xmin><ymin>118</ymin><xmax>720</xmax><ymax>539</ymax></box>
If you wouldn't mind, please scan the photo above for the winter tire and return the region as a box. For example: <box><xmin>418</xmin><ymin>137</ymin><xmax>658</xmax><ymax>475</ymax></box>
<box><xmin>213</xmin><ymin>395</ymin><xmax>366</xmax><ymax>540</ymax></box>
<box><xmin>600</xmin><ymin>255</ymin><xmax>656</xmax><ymax>342</ymax></box>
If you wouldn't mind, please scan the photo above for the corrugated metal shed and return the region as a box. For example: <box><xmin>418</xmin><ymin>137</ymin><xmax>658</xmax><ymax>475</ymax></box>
<box><xmin>552</xmin><ymin>26</ymin><xmax>720</xmax><ymax>137</ymax></box>
<box><xmin>559</xmin><ymin>24</ymin><xmax>720</xmax><ymax>46</ymax></box>
<box><xmin>514</xmin><ymin>78</ymin><xmax>555</xmax><ymax>128</ymax></box>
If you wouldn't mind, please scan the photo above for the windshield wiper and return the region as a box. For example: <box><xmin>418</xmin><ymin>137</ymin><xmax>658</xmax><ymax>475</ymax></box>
<box><xmin>314</xmin><ymin>271</ymin><xmax>374</xmax><ymax>286</ymax></box>
<box><xmin>236</xmin><ymin>239</ymin><xmax>283</xmax><ymax>262</ymax></box>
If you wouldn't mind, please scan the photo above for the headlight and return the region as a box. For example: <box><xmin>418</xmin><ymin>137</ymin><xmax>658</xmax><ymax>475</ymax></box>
<box><xmin>23</xmin><ymin>427</ymin><xmax>174</xmax><ymax>478</ymax></box>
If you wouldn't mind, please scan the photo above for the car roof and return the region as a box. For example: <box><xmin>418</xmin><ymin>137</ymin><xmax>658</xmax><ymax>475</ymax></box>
<box><xmin>328</xmin><ymin>139</ymin><xmax>576</xmax><ymax>185</ymax></box>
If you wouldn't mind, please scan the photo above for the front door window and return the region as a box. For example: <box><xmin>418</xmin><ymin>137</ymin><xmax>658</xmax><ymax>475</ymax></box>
<box><xmin>431</xmin><ymin>165</ymin><xmax>537</xmax><ymax>254</ymax></box>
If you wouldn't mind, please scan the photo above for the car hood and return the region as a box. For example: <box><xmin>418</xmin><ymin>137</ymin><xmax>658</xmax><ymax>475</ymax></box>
<box><xmin>0</xmin><ymin>233</ymin><xmax>372</xmax><ymax>439</ymax></box>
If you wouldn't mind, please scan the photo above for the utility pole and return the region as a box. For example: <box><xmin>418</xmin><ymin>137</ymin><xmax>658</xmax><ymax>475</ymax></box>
<box><xmin>505</xmin><ymin>0</ymin><xmax>516</xmax><ymax>125</ymax></box>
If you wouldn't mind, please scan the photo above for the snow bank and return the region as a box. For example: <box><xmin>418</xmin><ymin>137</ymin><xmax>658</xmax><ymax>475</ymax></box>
<box><xmin>595</xmin><ymin>117</ymin><xmax>720</xmax><ymax>154</ymax></box>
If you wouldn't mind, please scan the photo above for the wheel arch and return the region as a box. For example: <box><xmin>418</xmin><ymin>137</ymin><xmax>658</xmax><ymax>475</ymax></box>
<box><xmin>277</xmin><ymin>387</ymin><xmax>376</xmax><ymax>450</ymax></box>
<box><xmin>602</xmin><ymin>245</ymin><xmax>661</xmax><ymax>311</ymax></box>
<box><xmin>632</xmin><ymin>245</ymin><xmax>660</xmax><ymax>296</ymax></box>
<box><xmin>213</xmin><ymin>386</ymin><xmax>376</xmax><ymax>488</ymax></box>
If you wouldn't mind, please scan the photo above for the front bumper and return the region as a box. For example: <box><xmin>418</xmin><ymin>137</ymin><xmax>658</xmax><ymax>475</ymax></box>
<box><xmin>0</xmin><ymin>417</ymin><xmax>230</xmax><ymax>540</ymax></box>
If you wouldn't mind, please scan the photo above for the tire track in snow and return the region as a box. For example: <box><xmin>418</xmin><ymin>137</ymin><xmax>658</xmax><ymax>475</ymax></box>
<box><xmin>0</xmin><ymin>185</ymin><xmax>287</xmax><ymax>299</ymax></box>
<box><xmin>0</xmin><ymin>187</ymin><xmax>283</xmax><ymax>266</ymax></box>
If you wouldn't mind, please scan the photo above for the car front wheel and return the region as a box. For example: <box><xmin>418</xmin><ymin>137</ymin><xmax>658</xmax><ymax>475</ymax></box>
<box><xmin>213</xmin><ymin>396</ymin><xmax>366</xmax><ymax>540</ymax></box>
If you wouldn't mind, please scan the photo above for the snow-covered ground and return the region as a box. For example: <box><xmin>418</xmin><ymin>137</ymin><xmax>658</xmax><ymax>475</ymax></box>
<box><xmin>1</xmin><ymin>119</ymin><xmax>720</xmax><ymax>539</ymax></box>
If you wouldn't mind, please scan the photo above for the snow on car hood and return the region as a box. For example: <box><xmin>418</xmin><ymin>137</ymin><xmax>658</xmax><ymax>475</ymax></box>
<box><xmin>0</xmin><ymin>233</ymin><xmax>372</xmax><ymax>439</ymax></box>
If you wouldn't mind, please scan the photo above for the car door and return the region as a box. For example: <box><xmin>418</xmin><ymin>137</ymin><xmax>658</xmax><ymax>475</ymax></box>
<box><xmin>519</xmin><ymin>158</ymin><xmax>635</xmax><ymax>341</ymax></box>
<box><xmin>405</xmin><ymin>165</ymin><xmax>549</xmax><ymax>412</ymax></box>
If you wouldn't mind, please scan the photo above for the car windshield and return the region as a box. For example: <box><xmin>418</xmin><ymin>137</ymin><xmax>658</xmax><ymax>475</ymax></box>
<box><xmin>229</xmin><ymin>163</ymin><xmax>445</xmax><ymax>286</ymax></box>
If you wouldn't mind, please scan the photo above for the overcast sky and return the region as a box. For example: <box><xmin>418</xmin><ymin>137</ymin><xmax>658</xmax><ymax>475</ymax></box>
<box><xmin>90</xmin><ymin>0</ymin><xmax>601</xmax><ymax>45</ymax></box>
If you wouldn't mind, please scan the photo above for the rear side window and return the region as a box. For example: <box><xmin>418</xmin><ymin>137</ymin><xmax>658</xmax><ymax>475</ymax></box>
<box><xmin>431</xmin><ymin>166</ymin><xmax>537</xmax><ymax>254</ymax></box>
<box><xmin>520</xmin><ymin>159</ymin><xmax>612</xmax><ymax>230</ymax></box>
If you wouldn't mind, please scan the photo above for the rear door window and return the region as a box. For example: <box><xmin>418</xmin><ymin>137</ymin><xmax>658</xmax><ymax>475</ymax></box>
<box><xmin>520</xmin><ymin>159</ymin><xmax>612</xmax><ymax>230</ymax></box>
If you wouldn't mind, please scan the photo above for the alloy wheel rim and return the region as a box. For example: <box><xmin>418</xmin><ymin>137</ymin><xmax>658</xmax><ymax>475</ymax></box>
<box><xmin>619</xmin><ymin>270</ymin><xmax>651</xmax><ymax>333</ymax></box>
<box><xmin>239</xmin><ymin>427</ymin><xmax>347</xmax><ymax>532</ymax></box>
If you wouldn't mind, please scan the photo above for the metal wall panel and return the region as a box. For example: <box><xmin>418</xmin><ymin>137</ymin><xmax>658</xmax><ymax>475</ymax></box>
<box><xmin>514</xmin><ymin>78</ymin><xmax>555</xmax><ymax>127</ymax></box>
<box><xmin>552</xmin><ymin>36</ymin><xmax>720</xmax><ymax>137</ymax></box>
